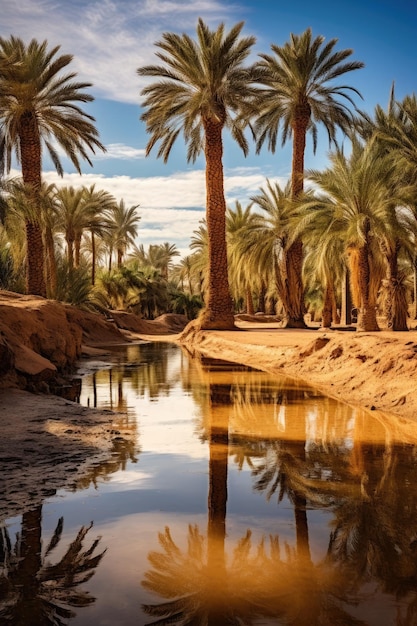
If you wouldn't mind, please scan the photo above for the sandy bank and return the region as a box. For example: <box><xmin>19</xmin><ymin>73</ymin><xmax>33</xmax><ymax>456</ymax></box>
<box><xmin>178</xmin><ymin>321</ymin><xmax>417</xmax><ymax>422</ymax></box>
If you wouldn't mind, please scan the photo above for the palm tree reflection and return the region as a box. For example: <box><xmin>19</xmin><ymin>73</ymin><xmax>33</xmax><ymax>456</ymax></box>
<box><xmin>141</xmin><ymin>359</ymin><xmax>363</xmax><ymax>624</ymax></box>
<box><xmin>0</xmin><ymin>504</ymin><xmax>105</xmax><ymax>625</ymax></box>
<box><xmin>142</xmin><ymin>355</ymin><xmax>417</xmax><ymax>624</ymax></box>
<box><xmin>142</xmin><ymin>361</ymin><xmax>269</xmax><ymax>625</ymax></box>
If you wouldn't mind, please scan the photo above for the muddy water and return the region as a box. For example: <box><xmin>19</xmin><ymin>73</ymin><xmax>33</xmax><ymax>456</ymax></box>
<box><xmin>1</xmin><ymin>342</ymin><xmax>417</xmax><ymax>625</ymax></box>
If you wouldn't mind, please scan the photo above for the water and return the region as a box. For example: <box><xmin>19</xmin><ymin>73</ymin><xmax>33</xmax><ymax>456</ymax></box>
<box><xmin>1</xmin><ymin>341</ymin><xmax>417</xmax><ymax>625</ymax></box>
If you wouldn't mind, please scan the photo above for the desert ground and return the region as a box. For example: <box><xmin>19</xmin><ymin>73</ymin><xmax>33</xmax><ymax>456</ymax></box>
<box><xmin>1</xmin><ymin>290</ymin><xmax>416</xmax><ymax>521</ymax></box>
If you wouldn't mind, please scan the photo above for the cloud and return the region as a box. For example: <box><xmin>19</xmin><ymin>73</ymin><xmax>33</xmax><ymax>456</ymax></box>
<box><xmin>96</xmin><ymin>143</ymin><xmax>146</xmax><ymax>160</ymax></box>
<box><xmin>9</xmin><ymin>165</ymin><xmax>285</xmax><ymax>256</ymax></box>
<box><xmin>1</xmin><ymin>0</ymin><xmax>243</xmax><ymax>104</ymax></box>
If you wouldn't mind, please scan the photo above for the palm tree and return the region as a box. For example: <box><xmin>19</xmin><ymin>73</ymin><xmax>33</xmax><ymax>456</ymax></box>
<box><xmin>254</xmin><ymin>28</ymin><xmax>364</xmax><ymax>327</ymax></box>
<box><xmin>358</xmin><ymin>88</ymin><xmax>417</xmax><ymax>325</ymax></box>
<box><xmin>107</xmin><ymin>199</ymin><xmax>140</xmax><ymax>268</ymax></box>
<box><xmin>291</xmin><ymin>198</ymin><xmax>345</xmax><ymax>328</ymax></box>
<box><xmin>138</xmin><ymin>19</ymin><xmax>259</xmax><ymax>330</ymax></box>
<box><xmin>190</xmin><ymin>220</ymin><xmax>209</xmax><ymax>299</ymax></box>
<box><xmin>55</xmin><ymin>186</ymin><xmax>86</xmax><ymax>271</ymax></box>
<box><xmin>226</xmin><ymin>201</ymin><xmax>261</xmax><ymax>315</ymax></box>
<box><xmin>0</xmin><ymin>36</ymin><xmax>105</xmax><ymax>297</ymax></box>
<box><xmin>248</xmin><ymin>179</ymin><xmax>294</xmax><ymax>319</ymax></box>
<box><xmin>303</xmin><ymin>140</ymin><xmax>402</xmax><ymax>331</ymax></box>
<box><xmin>80</xmin><ymin>185</ymin><xmax>116</xmax><ymax>285</ymax></box>
<box><xmin>39</xmin><ymin>183</ymin><xmax>61</xmax><ymax>297</ymax></box>
<box><xmin>171</xmin><ymin>254</ymin><xmax>198</xmax><ymax>295</ymax></box>
<box><xmin>156</xmin><ymin>242</ymin><xmax>180</xmax><ymax>280</ymax></box>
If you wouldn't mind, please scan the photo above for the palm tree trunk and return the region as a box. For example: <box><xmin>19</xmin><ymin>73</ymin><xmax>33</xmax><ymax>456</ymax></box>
<box><xmin>340</xmin><ymin>266</ymin><xmax>352</xmax><ymax>326</ymax></box>
<box><xmin>75</xmin><ymin>234</ymin><xmax>81</xmax><ymax>268</ymax></box>
<box><xmin>67</xmin><ymin>237</ymin><xmax>75</xmax><ymax>271</ymax></box>
<box><xmin>282</xmin><ymin>107</ymin><xmax>311</xmax><ymax>328</ymax></box>
<box><xmin>91</xmin><ymin>230</ymin><xmax>96</xmax><ymax>285</ymax></box>
<box><xmin>246</xmin><ymin>284</ymin><xmax>255</xmax><ymax>315</ymax></box>
<box><xmin>19</xmin><ymin>113</ymin><xmax>47</xmax><ymax>297</ymax></box>
<box><xmin>322</xmin><ymin>282</ymin><xmax>333</xmax><ymax>328</ymax></box>
<box><xmin>44</xmin><ymin>224</ymin><xmax>57</xmax><ymax>297</ymax></box>
<box><xmin>199</xmin><ymin>118</ymin><xmax>235</xmax><ymax>330</ymax></box>
<box><xmin>284</xmin><ymin>239</ymin><xmax>305</xmax><ymax>327</ymax></box>
<box><xmin>257</xmin><ymin>280</ymin><xmax>267</xmax><ymax>313</ymax></box>
<box><xmin>385</xmin><ymin>243</ymin><xmax>408</xmax><ymax>331</ymax></box>
<box><xmin>356</xmin><ymin>242</ymin><xmax>379</xmax><ymax>332</ymax></box>
<box><xmin>412</xmin><ymin>255</ymin><xmax>417</xmax><ymax>320</ymax></box>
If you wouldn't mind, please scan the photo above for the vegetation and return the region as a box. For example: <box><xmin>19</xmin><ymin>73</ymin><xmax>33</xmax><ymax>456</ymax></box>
<box><xmin>0</xmin><ymin>36</ymin><xmax>105</xmax><ymax>296</ymax></box>
<box><xmin>0</xmin><ymin>26</ymin><xmax>416</xmax><ymax>331</ymax></box>
<box><xmin>138</xmin><ymin>19</ymin><xmax>259</xmax><ymax>330</ymax></box>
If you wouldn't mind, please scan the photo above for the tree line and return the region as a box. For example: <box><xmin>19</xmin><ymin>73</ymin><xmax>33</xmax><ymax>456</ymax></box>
<box><xmin>1</xmin><ymin>22</ymin><xmax>416</xmax><ymax>331</ymax></box>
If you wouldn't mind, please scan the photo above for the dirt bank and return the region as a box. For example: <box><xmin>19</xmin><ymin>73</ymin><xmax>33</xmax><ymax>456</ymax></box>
<box><xmin>0</xmin><ymin>291</ymin><xmax>187</xmax><ymax>522</ymax></box>
<box><xmin>178</xmin><ymin>320</ymin><xmax>417</xmax><ymax>422</ymax></box>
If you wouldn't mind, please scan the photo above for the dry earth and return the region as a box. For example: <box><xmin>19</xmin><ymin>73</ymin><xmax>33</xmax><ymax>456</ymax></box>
<box><xmin>1</xmin><ymin>290</ymin><xmax>417</xmax><ymax>521</ymax></box>
<box><xmin>179</xmin><ymin>319</ymin><xmax>417</xmax><ymax>421</ymax></box>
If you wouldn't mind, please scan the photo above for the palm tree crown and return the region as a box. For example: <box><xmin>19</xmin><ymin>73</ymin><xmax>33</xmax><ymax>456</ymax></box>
<box><xmin>0</xmin><ymin>36</ymin><xmax>105</xmax><ymax>175</ymax></box>
<box><xmin>254</xmin><ymin>27</ymin><xmax>364</xmax><ymax>167</ymax></box>
<box><xmin>138</xmin><ymin>19</ymin><xmax>258</xmax><ymax>163</ymax></box>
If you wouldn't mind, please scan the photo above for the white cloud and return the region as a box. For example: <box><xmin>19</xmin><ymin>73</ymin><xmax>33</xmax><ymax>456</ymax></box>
<box><xmin>96</xmin><ymin>143</ymin><xmax>146</xmax><ymax>160</ymax></box>
<box><xmin>8</xmin><ymin>164</ymin><xmax>282</xmax><ymax>255</ymax></box>
<box><xmin>1</xmin><ymin>0</ymin><xmax>243</xmax><ymax>104</ymax></box>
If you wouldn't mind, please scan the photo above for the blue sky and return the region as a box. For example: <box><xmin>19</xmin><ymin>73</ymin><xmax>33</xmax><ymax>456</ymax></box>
<box><xmin>2</xmin><ymin>0</ymin><xmax>416</xmax><ymax>255</ymax></box>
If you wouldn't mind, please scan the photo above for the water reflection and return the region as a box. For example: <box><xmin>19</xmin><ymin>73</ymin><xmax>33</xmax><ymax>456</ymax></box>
<box><xmin>83</xmin><ymin>343</ymin><xmax>181</xmax><ymax>410</ymax></box>
<box><xmin>141</xmin><ymin>350</ymin><xmax>417</xmax><ymax>626</ymax></box>
<box><xmin>141</xmin><ymin>357</ymin><xmax>363</xmax><ymax>625</ymax></box>
<box><xmin>0</xmin><ymin>504</ymin><xmax>105</xmax><ymax>625</ymax></box>
<box><xmin>3</xmin><ymin>343</ymin><xmax>417</xmax><ymax>624</ymax></box>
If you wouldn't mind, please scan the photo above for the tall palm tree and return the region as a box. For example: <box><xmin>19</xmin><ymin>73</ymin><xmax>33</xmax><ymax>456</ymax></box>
<box><xmin>138</xmin><ymin>19</ymin><xmax>259</xmax><ymax>330</ymax></box>
<box><xmin>358</xmin><ymin>88</ymin><xmax>417</xmax><ymax>324</ymax></box>
<box><xmin>0</xmin><ymin>36</ymin><xmax>105</xmax><ymax>296</ymax></box>
<box><xmin>80</xmin><ymin>185</ymin><xmax>116</xmax><ymax>285</ymax></box>
<box><xmin>226</xmin><ymin>201</ymin><xmax>261</xmax><ymax>315</ymax></box>
<box><xmin>107</xmin><ymin>199</ymin><xmax>140</xmax><ymax>268</ymax></box>
<box><xmin>55</xmin><ymin>185</ymin><xmax>86</xmax><ymax>271</ymax></box>
<box><xmin>302</xmin><ymin>140</ymin><xmax>402</xmax><ymax>331</ymax></box>
<box><xmin>254</xmin><ymin>28</ymin><xmax>364</xmax><ymax>327</ymax></box>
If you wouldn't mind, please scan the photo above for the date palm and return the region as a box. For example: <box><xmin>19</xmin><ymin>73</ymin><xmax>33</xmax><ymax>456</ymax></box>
<box><xmin>55</xmin><ymin>186</ymin><xmax>86</xmax><ymax>271</ymax></box>
<box><xmin>291</xmin><ymin>198</ymin><xmax>345</xmax><ymax>328</ymax></box>
<box><xmin>226</xmin><ymin>201</ymin><xmax>261</xmax><ymax>315</ymax></box>
<box><xmin>138</xmin><ymin>19</ymin><xmax>259</xmax><ymax>330</ymax></box>
<box><xmin>358</xmin><ymin>88</ymin><xmax>417</xmax><ymax>325</ymax></box>
<box><xmin>80</xmin><ymin>185</ymin><xmax>116</xmax><ymax>285</ymax></box>
<box><xmin>107</xmin><ymin>199</ymin><xmax>140</xmax><ymax>268</ymax></box>
<box><xmin>0</xmin><ymin>36</ymin><xmax>105</xmax><ymax>297</ymax></box>
<box><xmin>303</xmin><ymin>139</ymin><xmax>402</xmax><ymax>331</ymax></box>
<box><xmin>248</xmin><ymin>179</ymin><xmax>295</xmax><ymax>319</ymax></box>
<box><xmin>254</xmin><ymin>28</ymin><xmax>364</xmax><ymax>327</ymax></box>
